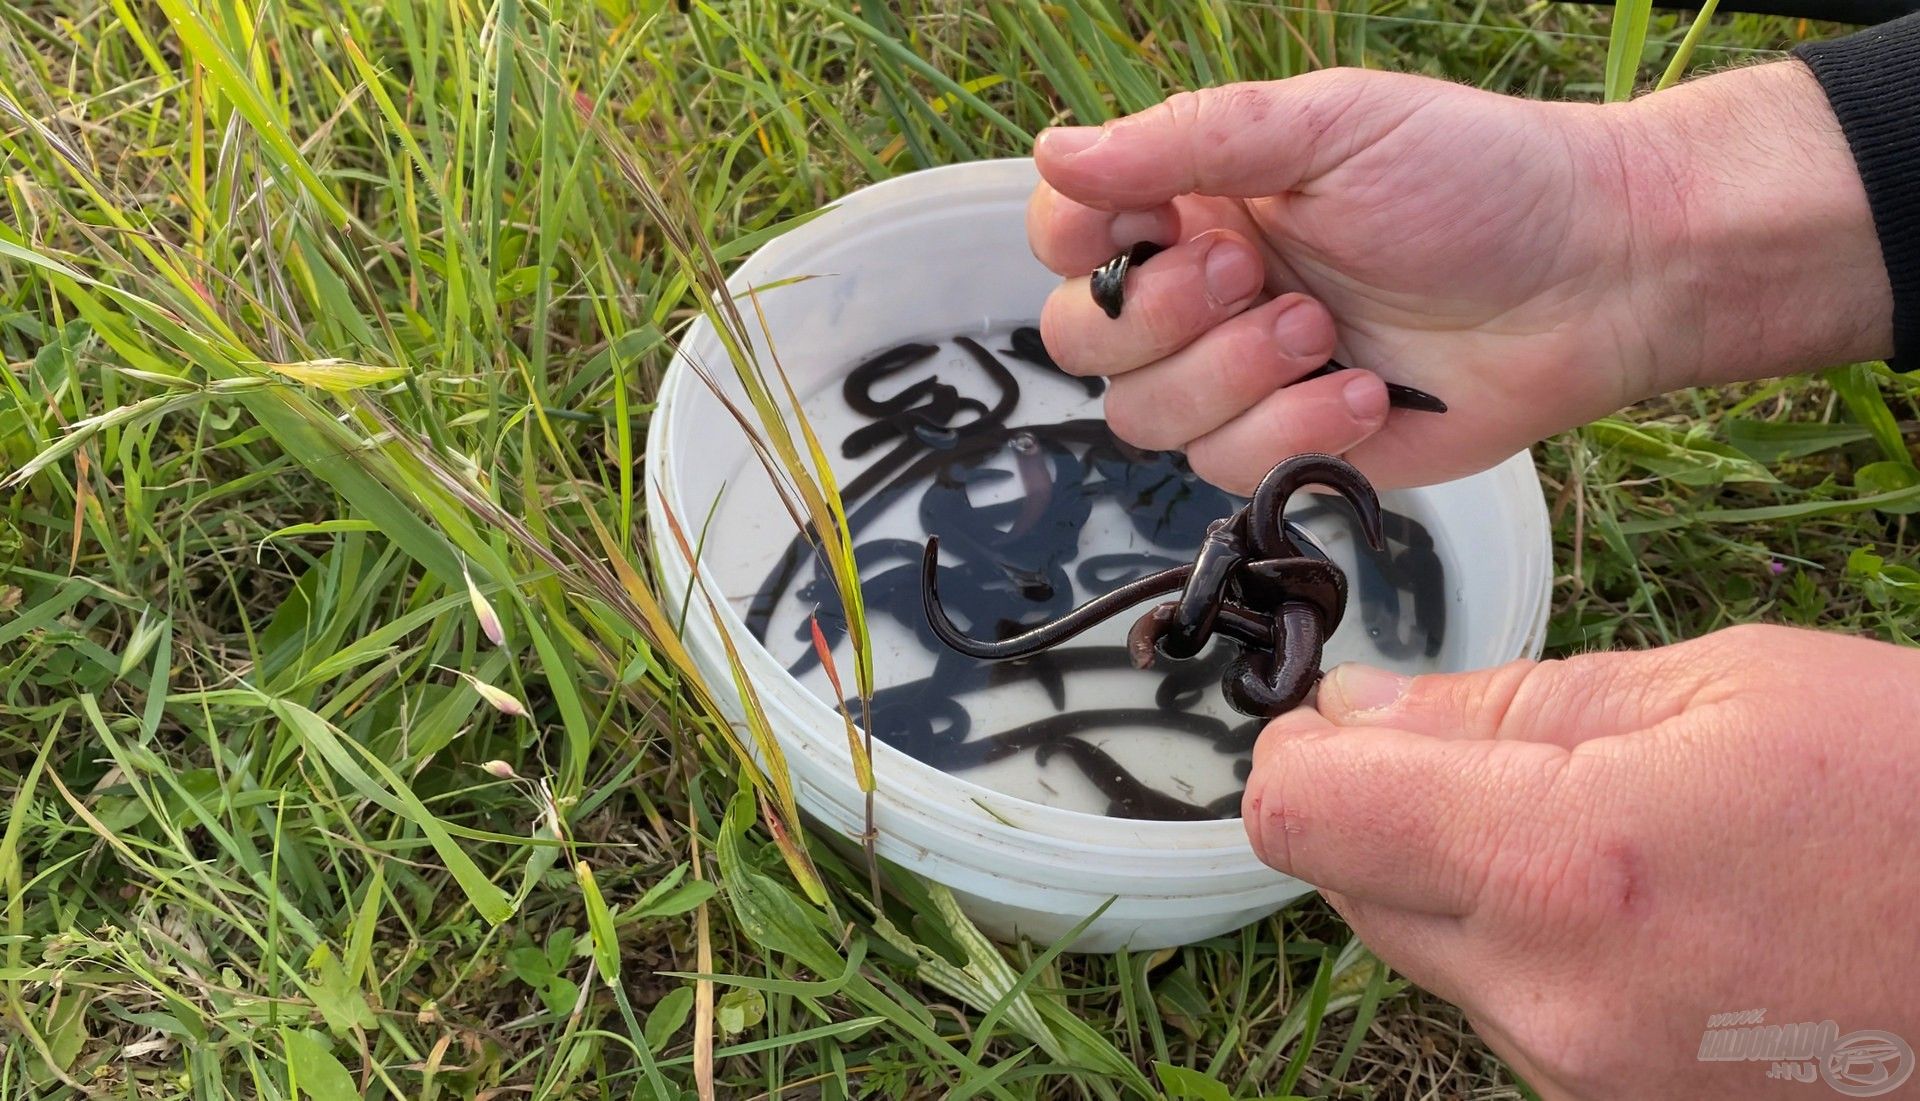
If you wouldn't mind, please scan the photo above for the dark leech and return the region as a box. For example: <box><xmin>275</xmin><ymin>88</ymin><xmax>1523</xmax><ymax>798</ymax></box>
<box><xmin>1006</xmin><ymin>325</ymin><xmax>1103</xmax><ymax>397</ymax></box>
<box><xmin>1157</xmin><ymin>515</ymin><xmax>1254</xmax><ymax>661</ymax></box>
<box><xmin>1085</xmin><ymin>440</ymin><xmax>1236</xmax><ymax>549</ymax></box>
<box><xmin>841</xmin><ymin>388</ymin><xmax>983</xmax><ymax>457</ymax></box>
<box><xmin>1236</xmin><ymin>556</ymin><xmax>1348</xmax><ymax>634</ymax></box>
<box><xmin>1221</xmin><ymin>602</ymin><xmax>1327</xmax><ymax>717</ymax></box>
<box><xmin>1291</xmin><ymin>500</ymin><xmax>1447</xmax><ymax>659</ymax></box>
<box><xmin>1225</xmin><ymin>718</ymin><xmax>1265</xmax><ymax>755</ymax></box>
<box><xmin>1246</xmin><ymin>452</ymin><xmax>1384</xmax><ymax>560</ymax></box>
<box><xmin>891</xmin><ymin>707</ymin><xmax>1246</xmax><ymax>794</ymax></box>
<box><xmin>925</xmin><ymin>451</ymin><xmax>1383</xmax><ymax>719</ymax></box>
<box><xmin>1379</xmin><ymin>508</ymin><xmax>1448</xmax><ymax>659</ymax></box>
<box><xmin>841</xmin><ymin>342</ymin><xmax>950</xmax><ymax>458</ymax></box>
<box><xmin>756</xmin><ymin>328</ymin><xmax>1406</xmax><ymax>820</ymax></box>
<box><xmin>843</xmin><ymin>342</ymin><xmax>940</xmax><ymax>416</ymax></box>
<box><xmin>925</xmin><ymin>540</ymin><xmax>1192</xmax><ymax>660</ymax></box>
<box><xmin>1089</xmin><ymin>241</ymin><xmax>1166</xmax><ymax>320</ymax></box>
<box><xmin>1208</xmin><ymin>791</ymin><xmax>1248</xmax><ymax>817</ymax></box>
<box><xmin>950</xmin><ymin>336</ymin><xmax>1020</xmax><ymax>427</ymax></box>
<box><xmin>1077</xmin><ymin>552</ymin><xmax>1189</xmax><ymax>591</ymax></box>
<box><xmin>917</xmin><ymin>434</ymin><xmax>1090</xmax><ymax>601</ymax></box>
<box><xmin>1154</xmin><ymin>643</ymin><xmax>1239</xmax><ymax>710</ymax></box>
<box><xmin>1035</xmin><ymin>737</ymin><xmax>1219</xmax><ymax>821</ymax></box>
<box><xmin>1005</xmin><ymin>326</ymin><xmax>1061</xmax><ymax>371</ymax></box>
<box><xmin>745</xmin><ymin>537</ymin><xmax>812</xmax><ymax>642</ymax></box>
<box><xmin>1295</xmin><ymin>360</ymin><xmax>1448</xmax><ymax>414</ymax></box>
<box><xmin>1005</xmin><ymin>432</ymin><xmax>1054</xmax><ymax>540</ymax></box>
<box><xmin>860</xmin><ymin>679</ymin><xmax>975</xmax><ymax>763</ymax></box>
<box><xmin>1089</xmin><ymin>241</ymin><xmax>1447</xmax><ymax>412</ymax></box>
<box><xmin>783</xmin><ymin>541</ymin><xmax>929</xmax><ymax>678</ymax></box>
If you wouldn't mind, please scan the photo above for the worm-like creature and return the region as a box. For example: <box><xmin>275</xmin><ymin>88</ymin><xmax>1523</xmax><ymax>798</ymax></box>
<box><xmin>1092</xmin><ymin>241</ymin><xmax>1451</xmax><ymax>413</ymax></box>
<box><xmin>924</xmin><ymin>452</ymin><xmax>1387</xmax><ymax>718</ymax></box>
<box><xmin>752</xmin><ymin>328</ymin><xmax>1445</xmax><ymax>818</ymax></box>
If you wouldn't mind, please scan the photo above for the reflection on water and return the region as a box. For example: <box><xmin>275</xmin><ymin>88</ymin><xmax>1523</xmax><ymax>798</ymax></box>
<box><xmin>743</xmin><ymin>324</ymin><xmax>1447</xmax><ymax>819</ymax></box>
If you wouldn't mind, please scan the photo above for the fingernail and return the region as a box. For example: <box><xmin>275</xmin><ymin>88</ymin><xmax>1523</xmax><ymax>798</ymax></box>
<box><xmin>1110</xmin><ymin>210</ymin><xmax>1172</xmax><ymax>250</ymax></box>
<box><xmin>1271</xmin><ymin>298</ymin><xmax>1323</xmax><ymax>360</ymax></box>
<box><xmin>1321</xmin><ymin>663</ymin><xmax>1409</xmax><ymax>719</ymax></box>
<box><xmin>1342</xmin><ymin>373</ymin><xmax>1389</xmax><ymax>423</ymax></box>
<box><xmin>1203</xmin><ymin>239</ymin><xmax>1262</xmax><ymax>306</ymax></box>
<box><xmin>1037</xmin><ymin>126</ymin><xmax>1102</xmax><ymax>160</ymax></box>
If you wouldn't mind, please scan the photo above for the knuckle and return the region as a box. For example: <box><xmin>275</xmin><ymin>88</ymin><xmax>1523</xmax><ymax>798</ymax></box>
<box><xmin>1193</xmin><ymin>84</ymin><xmax>1277</xmax><ymax>141</ymax></box>
<box><xmin>1218</xmin><ymin>325</ymin><xmax>1288</xmax><ymax>396</ymax></box>
<box><xmin>1446</xmin><ymin>656</ymin><xmax>1594</xmax><ymax>739</ymax></box>
<box><xmin>1246</xmin><ymin>399</ymin><xmax>1306</xmax><ymax>456</ymax></box>
<box><xmin>1155</xmin><ymin>89</ymin><xmax>1208</xmax><ymax>136</ymax></box>
<box><xmin>1287</xmin><ymin>70</ymin><xmax>1360</xmax><ymax>139</ymax></box>
<box><xmin>1414</xmin><ymin>659</ymin><xmax>1525</xmax><ymax>731</ymax></box>
<box><xmin>1508</xmin><ymin>655</ymin><xmax>1603</xmax><ymax>722</ymax></box>
<box><xmin>1700</xmin><ymin>621</ymin><xmax>1791</xmax><ymax>654</ymax></box>
<box><xmin>1675</xmin><ymin>624</ymin><xmax>1796</xmax><ymax>693</ymax></box>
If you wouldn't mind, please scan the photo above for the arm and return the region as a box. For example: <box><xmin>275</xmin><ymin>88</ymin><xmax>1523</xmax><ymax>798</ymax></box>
<box><xmin>1620</xmin><ymin>58</ymin><xmax>1893</xmax><ymax>388</ymax></box>
<box><xmin>1795</xmin><ymin>12</ymin><xmax>1920</xmax><ymax>370</ymax></box>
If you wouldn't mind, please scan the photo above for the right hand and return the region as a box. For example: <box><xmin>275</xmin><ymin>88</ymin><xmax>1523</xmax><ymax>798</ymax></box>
<box><xmin>1027</xmin><ymin>63</ymin><xmax>1890</xmax><ymax>491</ymax></box>
<box><xmin>1242</xmin><ymin>625</ymin><xmax>1920</xmax><ymax>1099</ymax></box>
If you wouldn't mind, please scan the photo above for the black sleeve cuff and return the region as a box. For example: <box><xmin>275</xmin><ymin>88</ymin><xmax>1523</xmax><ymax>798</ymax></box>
<box><xmin>1794</xmin><ymin>13</ymin><xmax>1920</xmax><ymax>371</ymax></box>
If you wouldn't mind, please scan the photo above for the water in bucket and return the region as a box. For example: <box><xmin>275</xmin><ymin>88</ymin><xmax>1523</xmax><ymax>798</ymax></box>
<box><xmin>727</xmin><ymin>323</ymin><xmax>1452</xmax><ymax>820</ymax></box>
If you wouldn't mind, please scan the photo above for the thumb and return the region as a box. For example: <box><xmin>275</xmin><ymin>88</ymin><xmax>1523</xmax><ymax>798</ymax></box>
<box><xmin>1243</xmin><ymin>711</ymin><xmax>1614</xmax><ymax>917</ymax></box>
<box><xmin>1313</xmin><ymin>642</ymin><xmax>1733</xmax><ymax>747</ymax></box>
<box><xmin>1242</xmin><ymin>639</ymin><xmax>1744</xmax><ymax>914</ymax></box>
<box><xmin>1033</xmin><ymin>70</ymin><xmax>1443</xmax><ymax>211</ymax></box>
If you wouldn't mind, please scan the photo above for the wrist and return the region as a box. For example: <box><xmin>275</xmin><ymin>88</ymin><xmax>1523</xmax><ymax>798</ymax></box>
<box><xmin>1613</xmin><ymin>60</ymin><xmax>1893</xmax><ymax>389</ymax></box>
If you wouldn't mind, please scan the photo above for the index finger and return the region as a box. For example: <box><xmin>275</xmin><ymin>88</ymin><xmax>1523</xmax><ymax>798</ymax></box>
<box><xmin>1026</xmin><ymin>183</ymin><xmax>1179</xmax><ymax>276</ymax></box>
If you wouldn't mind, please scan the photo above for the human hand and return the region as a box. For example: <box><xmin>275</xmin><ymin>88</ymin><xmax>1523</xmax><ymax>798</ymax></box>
<box><xmin>1029</xmin><ymin>62</ymin><xmax>1890</xmax><ymax>491</ymax></box>
<box><xmin>1242</xmin><ymin>625</ymin><xmax>1920</xmax><ymax>1099</ymax></box>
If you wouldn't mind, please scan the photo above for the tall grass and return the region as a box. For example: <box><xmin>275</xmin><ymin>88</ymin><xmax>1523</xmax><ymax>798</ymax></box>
<box><xmin>4</xmin><ymin>2</ymin><xmax>1906</xmax><ymax>1099</ymax></box>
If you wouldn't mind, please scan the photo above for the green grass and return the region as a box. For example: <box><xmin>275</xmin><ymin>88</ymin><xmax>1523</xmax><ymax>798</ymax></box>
<box><xmin>2</xmin><ymin>1</ymin><xmax>1914</xmax><ymax>1098</ymax></box>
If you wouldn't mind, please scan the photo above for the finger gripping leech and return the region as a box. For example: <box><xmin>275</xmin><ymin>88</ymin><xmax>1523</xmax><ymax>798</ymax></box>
<box><xmin>1089</xmin><ymin>241</ymin><xmax>1166</xmax><ymax>320</ymax></box>
<box><xmin>923</xmin><ymin>451</ymin><xmax>1387</xmax><ymax>718</ymax></box>
<box><xmin>1090</xmin><ymin>240</ymin><xmax>1450</xmax><ymax>413</ymax></box>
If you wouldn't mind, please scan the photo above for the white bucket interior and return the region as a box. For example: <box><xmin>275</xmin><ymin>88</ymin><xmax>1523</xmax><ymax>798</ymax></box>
<box><xmin>646</xmin><ymin>158</ymin><xmax>1552</xmax><ymax>950</ymax></box>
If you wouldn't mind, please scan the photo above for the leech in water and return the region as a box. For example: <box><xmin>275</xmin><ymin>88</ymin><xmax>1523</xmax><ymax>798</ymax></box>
<box><xmin>1092</xmin><ymin>241</ymin><xmax>1450</xmax><ymax>414</ymax></box>
<box><xmin>1034</xmin><ymin>737</ymin><xmax>1220</xmax><ymax>821</ymax></box>
<box><xmin>1005</xmin><ymin>325</ymin><xmax>1102</xmax><ymax>397</ymax></box>
<box><xmin>924</xmin><ymin>452</ymin><xmax>1387</xmax><ymax>718</ymax></box>
<box><xmin>749</xmin><ymin>326</ymin><xmax>1444</xmax><ymax>819</ymax></box>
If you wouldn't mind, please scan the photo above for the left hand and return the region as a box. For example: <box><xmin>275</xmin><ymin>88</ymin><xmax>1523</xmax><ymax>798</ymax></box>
<box><xmin>1243</xmin><ymin>624</ymin><xmax>1920</xmax><ymax>1100</ymax></box>
<box><xmin>1027</xmin><ymin>63</ymin><xmax>1889</xmax><ymax>492</ymax></box>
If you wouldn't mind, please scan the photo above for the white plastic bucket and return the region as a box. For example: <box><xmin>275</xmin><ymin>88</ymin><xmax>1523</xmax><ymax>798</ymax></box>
<box><xmin>645</xmin><ymin>158</ymin><xmax>1552</xmax><ymax>952</ymax></box>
